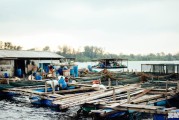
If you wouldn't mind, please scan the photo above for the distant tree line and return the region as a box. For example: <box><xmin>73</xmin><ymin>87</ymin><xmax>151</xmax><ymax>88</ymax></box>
<box><xmin>55</xmin><ymin>45</ymin><xmax>179</xmax><ymax>61</ymax></box>
<box><xmin>0</xmin><ymin>41</ymin><xmax>22</xmax><ymax>50</ymax></box>
<box><xmin>56</xmin><ymin>45</ymin><xmax>105</xmax><ymax>61</ymax></box>
<box><xmin>1</xmin><ymin>41</ymin><xmax>179</xmax><ymax>61</ymax></box>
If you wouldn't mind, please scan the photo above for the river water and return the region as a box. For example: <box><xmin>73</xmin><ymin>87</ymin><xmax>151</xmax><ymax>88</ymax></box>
<box><xmin>0</xmin><ymin>97</ymin><xmax>60</xmax><ymax>120</ymax></box>
<box><xmin>0</xmin><ymin>96</ymin><xmax>89</xmax><ymax>120</ymax></box>
<box><xmin>1</xmin><ymin>61</ymin><xmax>179</xmax><ymax>120</ymax></box>
<box><xmin>77</xmin><ymin>61</ymin><xmax>179</xmax><ymax>72</ymax></box>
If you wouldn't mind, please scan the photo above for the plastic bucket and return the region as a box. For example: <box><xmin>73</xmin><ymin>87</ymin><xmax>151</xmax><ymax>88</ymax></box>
<box><xmin>4</xmin><ymin>73</ymin><xmax>8</xmax><ymax>78</ymax></box>
<box><xmin>73</xmin><ymin>66</ymin><xmax>78</xmax><ymax>77</ymax></box>
<box><xmin>70</xmin><ymin>69</ymin><xmax>74</xmax><ymax>76</ymax></box>
<box><xmin>16</xmin><ymin>69</ymin><xmax>22</xmax><ymax>77</ymax></box>
<box><xmin>88</xmin><ymin>65</ymin><xmax>92</xmax><ymax>71</ymax></box>
<box><xmin>58</xmin><ymin>68</ymin><xmax>63</xmax><ymax>75</ymax></box>
<box><xmin>35</xmin><ymin>75</ymin><xmax>42</xmax><ymax>80</ymax></box>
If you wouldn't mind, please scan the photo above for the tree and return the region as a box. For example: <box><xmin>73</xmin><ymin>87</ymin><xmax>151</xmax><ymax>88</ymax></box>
<box><xmin>43</xmin><ymin>46</ymin><xmax>51</xmax><ymax>51</ymax></box>
<box><xmin>16</xmin><ymin>46</ymin><xmax>22</xmax><ymax>50</ymax></box>
<box><xmin>0</xmin><ymin>41</ymin><xmax>22</xmax><ymax>50</ymax></box>
<box><xmin>4</xmin><ymin>42</ymin><xmax>12</xmax><ymax>49</ymax></box>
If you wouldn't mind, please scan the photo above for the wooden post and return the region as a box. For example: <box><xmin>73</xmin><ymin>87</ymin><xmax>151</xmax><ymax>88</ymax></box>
<box><xmin>6</xmin><ymin>78</ymin><xmax>9</xmax><ymax>84</ymax></box>
<box><xmin>127</xmin><ymin>90</ymin><xmax>130</xmax><ymax>103</ymax></box>
<box><xmin>135</xmin><ymin>69</ymin><xmax>137</xmax><ymax>75</ymax></box>
<box><xmin>166</xmin><ymin>80</ymin><xmax>168</xmax><ymax>99</ymax></box>
<box><xmin>23</xmin><ymin>74</ymin><xmax>25</xmax><ymax>80</ymax></box>
<box><xmin>31</xmin><ymin>71</ymin><xmax>33</xmax><ymax>80</ymax></box>
<box><xmin>116</xmin><ymin>80</ymin><xmax>118</xmax><ymax>86</ymax></box>
<box><xmin>166</xmin><ymin>80</ymin><xmax>168</xmax><ymax>92</ymax></box>
<box><xmin>113</xmin><ymin>87</ymin><xmax>116</xmax><ymax>101</ymax></box>
<box><xmin>177</xmin><ymin>81</ymin><xmax>179</xmax><ymax>93</ymax></box>
<box><xmin>108</xmin><ymin>78</ymin><xmax>111</xmax><ymax>87</ymax></box>
<box><xmin>45</xmin><ymin>82</ymin><xmax>47</xmax><ymax>93</ymax></box>
<box><xmin>99</xmin><ymin>79</ymin><xmax>101</xmax><ymax>84</ymax></box>
<box><xmin>52</xmin><ymin>81</ymin><xmax>55</xmax><ymax>94</ymax></box>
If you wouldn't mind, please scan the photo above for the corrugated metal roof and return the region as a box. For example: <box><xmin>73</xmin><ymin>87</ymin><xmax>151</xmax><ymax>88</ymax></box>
<box><xmin>0</xmin><ymin>50</ymin><xmax>64</xmax><ymax>59</ymax></box>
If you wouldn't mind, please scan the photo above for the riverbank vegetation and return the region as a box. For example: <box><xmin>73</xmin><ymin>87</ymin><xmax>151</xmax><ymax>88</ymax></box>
<box><xmin>56</xmin><ymin>45</ymin><xmax>179</xmax><ymax>62</ymax></box>
<box><xmin>0</xmin><ymin>41</ymin><xmax>178</xmax><ymax>62</ymax></box>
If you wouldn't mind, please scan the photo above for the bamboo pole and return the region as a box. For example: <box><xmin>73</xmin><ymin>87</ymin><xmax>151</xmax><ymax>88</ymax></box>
<box><xmin>53</xmin><ymin>85</ymin><xmax>138</xmax><ymax>109</ymax></box>
<box><xmin>108</xmin><ymin>78</ymin><xmax>111</xmax><ymax>87</ymax></box>
<box><xmin>177</xmin><ymin>81</ymin><xmax>179</xmax><ymax>93</ymax></box>
<box><xmin>45</xmin><ymin>82</ymin><xmax>47</xmax><ymax>93</ymax></box>
<box><xmin>7</xmin><ymin>78</ymin><xmax>9</xmax><ymax>84</ymax></box>
<box><xmin>52</xmin><ymin>81</ymin><xmax>55</xmax><ymax>94</ymax></box>
<box><xmin>87</xmin><ymin>89</ymin><xmax>145</xmax><ymax>104</ymax></box>
<box><xmin>127</xmin><ymin>90</ymin><xmax>130</xmax><ymax>103</ymax></box>
<box><xmin>166</xmin><ymin>80</ymin><xmax>168</xmax><ymax>92</ymax></box>
<box><xmin>115</xmin><ymin>80</ymin><xmax>118</xmax><ymax>86</ymax></box>
<box><xmin>113</xmin><ymin>87</ymin><xmax>116</xmax><ymax>101</ymax></box>
<box><xmin>131</xmin><ymin>89</ymin><xmax>152</xmax><ymax>101</ymax></box>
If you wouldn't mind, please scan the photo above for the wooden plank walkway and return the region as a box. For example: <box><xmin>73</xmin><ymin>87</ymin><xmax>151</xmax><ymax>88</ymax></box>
<box><xmin>52</xmin><ymin>84</ymin><xmax>139</xmax><ymax>109</ymax></box>
<box><xmin>3</xmin><ymin>82</ymin><xmax>178</xmax><ymax>114</ymax></box>
<box><xmin>104</xmin><ymin>103</ymin><xmax>168</xmax><ymax>114</ymax></box>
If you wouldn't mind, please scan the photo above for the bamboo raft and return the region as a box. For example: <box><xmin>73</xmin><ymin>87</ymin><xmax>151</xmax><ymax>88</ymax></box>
<box><xmin>1</xmin><ymin>77</ymin><xmax>179</xmax><ymax>119</ymax></box>
<box><xmin>2</xmin><ymin>82</ymin><xmax>178</xmax><ymax>109</ymax></box>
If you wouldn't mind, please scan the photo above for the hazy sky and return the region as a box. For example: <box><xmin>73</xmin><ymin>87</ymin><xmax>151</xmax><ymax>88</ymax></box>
<box><xmin>0</xmin><ymin>0</ymin><xmax>179</xmax><ymax>55</ymax></box>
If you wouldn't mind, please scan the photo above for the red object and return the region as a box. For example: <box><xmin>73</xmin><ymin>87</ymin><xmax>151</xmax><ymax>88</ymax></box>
<box><xmin>92</xmin><ymin>80</ymin><xmax>100</xmax><ymax>84</ymax></box>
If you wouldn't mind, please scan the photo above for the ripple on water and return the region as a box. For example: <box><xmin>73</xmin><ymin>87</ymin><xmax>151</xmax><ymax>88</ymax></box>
<box><xmin>0</xmin><ymin>98</ymin><xmax>93</xmax><ymax>120</ymax></box>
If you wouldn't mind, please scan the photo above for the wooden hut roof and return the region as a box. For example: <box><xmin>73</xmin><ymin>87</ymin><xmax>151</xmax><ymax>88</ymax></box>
<box><xmin>0</xmin><ymin>50</ymin><xmax>64</xmax><ymax>60</ymax></box>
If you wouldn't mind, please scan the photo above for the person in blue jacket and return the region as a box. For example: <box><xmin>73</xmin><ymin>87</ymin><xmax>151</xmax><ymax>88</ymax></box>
<box><xmin>58</xmin><ymin>76</ymin><xmax>67</xmax><ymax>89</ymax></box>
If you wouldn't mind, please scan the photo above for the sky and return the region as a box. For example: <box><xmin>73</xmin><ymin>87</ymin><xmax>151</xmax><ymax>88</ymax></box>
<box><xmin>0</xmin><ymin>0</ymin><xmax>179</xmax><ymax>55</ymax></box>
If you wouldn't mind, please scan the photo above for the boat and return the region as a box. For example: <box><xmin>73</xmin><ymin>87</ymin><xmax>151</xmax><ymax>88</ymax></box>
<box><xmin>91</xmin><ymin>58</ymin><xmax>128</xmax><ymax>70</ymax></box>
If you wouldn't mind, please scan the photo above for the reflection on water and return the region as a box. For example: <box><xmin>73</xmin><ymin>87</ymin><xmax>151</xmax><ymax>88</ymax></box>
<box><xmin>0</xmin><ymin>96</ymin><xmax>62</xmax><ymax>120</ymax></box>
<box><xmin>0</xmin><ymin>96</ymin><xmax>92</xmax><ymax>120</ymax></box>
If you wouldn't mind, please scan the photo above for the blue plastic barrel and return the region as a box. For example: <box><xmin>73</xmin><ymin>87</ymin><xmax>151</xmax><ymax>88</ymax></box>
<box><xmin>33</xmin><ymin>72</ymin><xmax>36</xmax><ymax>76</ymax></box>
<box><xmin>4</xmin><ymin>73</ymin><xmax>8</xmax><ymax>78</ymax></box>
<box><xmin>154</xmin><ymin>100</ymin><xmax>166</xmax><ymax>106</ymax></box>
<box><xmin>73</xmin><ymin>66</ymin><xmax>78</xmax><ymax>77</ymax></box>
<box><xmin>58</xmin><ymin>68</ymin><xmax>63</xmax><ymax>75</ymax></box>
<box><xmin>153</xmin><ymin>114</ymin><xmax>166</xmax><ymax>120</ymax></box>
<box><xmin>70</xmin><ymin>69</ymin><xmax>74</xmax><ymax>76</ymax></box>
<box><xmin>58</xmin><ymin>77</ymin><xmax>67</xmax><ymax>89</ymax></box>
<box><xmin>35</xmin><ymin>75</ymin><xmax>42</xmax><ymax>80</ymax></box>
<box><xmin>88</xmin><ymin>65</ymin><xmax>92</xmax><ymax>71</ymax></box>
<box><xmin>16</xmin><ymin>69</ymin><xmax>22</xmax><ymax>77</ymax></box>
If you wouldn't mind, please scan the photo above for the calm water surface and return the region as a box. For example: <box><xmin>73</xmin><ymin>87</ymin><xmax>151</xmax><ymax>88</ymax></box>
<box><xmin>78</xmin><ymin>61</ymin><xmax>179</xmax><ymax>71</ymax></box>
<box><xmin>0</xmin><ymin>96</ymin><xmax>89</xmax><ymax>120</ymax></box>
<box><xmin>1</xmin><ymin>61</ymin><xmax>179</xmax><ymax>120</ymax></box>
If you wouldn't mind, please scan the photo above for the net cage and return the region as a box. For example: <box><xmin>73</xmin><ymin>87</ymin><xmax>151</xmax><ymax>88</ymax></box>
<box><xmin>153</xmin><ymin>64</ymin><xmax>165</xmax><ymax>74</ymax></box>
<box><xmin>166</xmin><ymin>64</ymin><xmax>175</xmax><ymax>74</ymax></box>
<box><xmin>141</xmin><ymin>64</ymin><xmax>153</xmax><ymax>73</ymax></box>
<box><xmin>141</xmin><ymin>64</ymin><xmax>179</xmax><ymax>75</ymax></box>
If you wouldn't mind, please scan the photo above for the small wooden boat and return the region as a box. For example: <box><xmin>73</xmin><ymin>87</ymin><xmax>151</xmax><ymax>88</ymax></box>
<box><xmin>91</xmin><ymin>58</ymin><xmax>128</xmax><ymax>69</ymax></box>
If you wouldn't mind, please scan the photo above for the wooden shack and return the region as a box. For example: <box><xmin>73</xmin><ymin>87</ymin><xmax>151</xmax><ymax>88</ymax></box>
<box><xmin>0</xmin><ymin>50</ymin><xmax>64</xmax><ymax>77</ymax></box>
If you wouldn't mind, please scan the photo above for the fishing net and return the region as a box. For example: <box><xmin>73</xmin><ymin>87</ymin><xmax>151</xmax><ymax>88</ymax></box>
<box><xmin>118</xmin><ymin>76</ymin><xmax>141</xmax><ymax>84</ymax></box>
<box><xmin>142</xmin><ymin>64</ymin><xmax>179</xmax><ymax>75</ymax></box>
<box><xmin>101</xmin><ymin>76</ymin><xmax>141</xmax><ymax>86</ymax></box>
<box><xmin>166</xmin><ymin>65</ymin><xmax>175</xmax><ymax>74</ymax></box>
<box><xmin>141</xmin><ymin>64</ymin><xmax>153</xmax><ymax>72</ymax></box>
<box><xmin>141</xmin><ymin>81</ymin><xmax>177</xmax><ymax>88</ymax></box>
<box><xmin>0</xmin><ymin>84</ymin><xmax>14</xmax><ymax>90</ymax></box>
<box><xmin>9</xmin><ymin>80</ymin><xmax>45</xmax><ymax>87</ymax></box>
